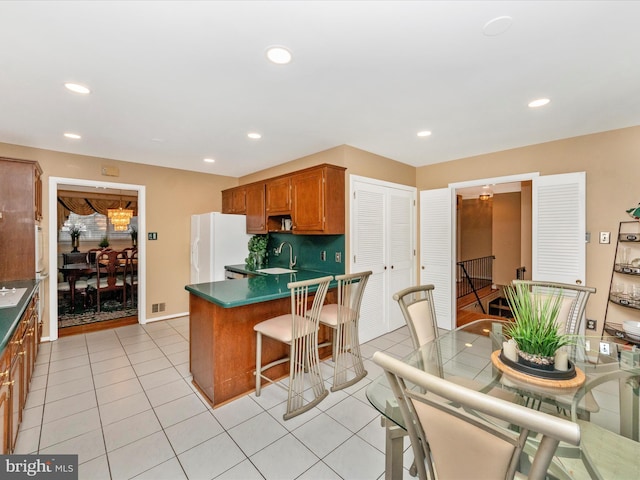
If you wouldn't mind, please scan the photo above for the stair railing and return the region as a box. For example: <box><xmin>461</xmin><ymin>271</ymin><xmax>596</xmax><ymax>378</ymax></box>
<box><xmin>456</xmin><ymin>255</ymin><xmax>495</xmax><ymax>314</ymax></box>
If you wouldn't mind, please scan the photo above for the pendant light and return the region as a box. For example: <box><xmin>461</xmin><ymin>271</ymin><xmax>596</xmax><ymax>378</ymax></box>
<box><xmin>107</xmin><ymin>191</ymin><xmax>133</xmax><ymax>231</ymax></box>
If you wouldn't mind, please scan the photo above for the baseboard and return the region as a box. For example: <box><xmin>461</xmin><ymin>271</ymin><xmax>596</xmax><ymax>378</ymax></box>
<box><xmin>143</xmin><ymin>311</ymin><xmax>189</xmax><ymax>324</ymax></box>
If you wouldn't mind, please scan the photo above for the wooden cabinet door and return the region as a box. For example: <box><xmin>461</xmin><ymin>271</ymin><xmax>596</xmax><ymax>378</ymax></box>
<box><xmin>231</xmin><ymin>187</ymin><xmax>246</xmax><ymax>214</ymax></box>
<box><xmin>23</xmin><ymin>303</ymin><xmax>37</xmax><ymax>396</ymax></box>
<box><xmin>0</xmin><ymin>158</ymin><xmax>38</xmax><ymax>282</ymax></box>
<box><xmin>221</xmin><ymin>189</ymin><xmax>233</xmax><ymax>213</ymax></box>
<box><xmin>0</xmin><ymin>349</ymin><xmax>10</xmax><ymax>455</ymax></box>
<box><xmin>292</xmin><ymin>169</ymin><xmax>325</xmax><ymax>233</ymax></box>
<box><xmin>245</xmin><ymin>183</ymin><xmax>266</xmax><ymax>234</ymax></box>
<box><xmin>265</xmin><ymin>177</ymin><xmax>291</xmax><ymax>214</ymax></box>
<box><xmin>0</xmin><ymin>379</ymin><xmax>9</xmax><ymax>454</ymax></box>
<box><xmin>222</xmin><ymin>187</ymin><xmax>246</xmax><ymax>214</ymax></box>
<box><xmin>9</xmin><ymin>350</ymin><xmax>23</xmax><ymax>452</ymax></box>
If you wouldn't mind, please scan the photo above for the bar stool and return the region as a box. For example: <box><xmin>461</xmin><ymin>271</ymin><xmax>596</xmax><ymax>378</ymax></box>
<box><xmin>318</xmin><ymin>270</ymin><xmax>372</xmax><ymax>391</ymax></box>
<box><xmin>254</xmin><ymin>275</ymin><xmax>333</xmax><ymax>420</ymax></box>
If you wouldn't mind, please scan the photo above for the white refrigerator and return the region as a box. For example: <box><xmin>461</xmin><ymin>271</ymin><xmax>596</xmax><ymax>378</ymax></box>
<box><xmin>190</xmin><ymin>212</ymin><xmax>251</xmax><ymax>283</ymax></box>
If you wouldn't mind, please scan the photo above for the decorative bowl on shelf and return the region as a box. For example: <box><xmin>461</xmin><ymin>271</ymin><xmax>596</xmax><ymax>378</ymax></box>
<box><xmin>622</xmin><ymin>320</ymin><xmax>640</xmax><ymax>338</ymax></box>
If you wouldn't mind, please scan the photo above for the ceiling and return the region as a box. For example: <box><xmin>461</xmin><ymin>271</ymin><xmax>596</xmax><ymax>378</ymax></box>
<box><xmin>1</xmin><ymin>1</ymin><xmax>639</xmax><ymax>178</ymax></box>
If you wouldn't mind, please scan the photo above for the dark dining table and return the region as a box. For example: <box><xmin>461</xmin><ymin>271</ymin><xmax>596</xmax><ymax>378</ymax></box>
<box><xmin>58</xmin><ymin>263</ymin><xmax>95</xmax><ymax>312</ymax></box>
<box><xmin>366</xmin><ymin>319</ymin><xmax>640</xmax><ymax>479</ymax></box>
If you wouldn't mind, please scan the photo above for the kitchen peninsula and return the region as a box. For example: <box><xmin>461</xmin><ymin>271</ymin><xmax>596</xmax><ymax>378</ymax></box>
<box><xmin>185</xmin><ymin>267</ymin><xmax>337</xmax><ymax>407</ymax></box>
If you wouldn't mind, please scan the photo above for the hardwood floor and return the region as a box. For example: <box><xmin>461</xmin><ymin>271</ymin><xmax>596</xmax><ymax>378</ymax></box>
<box><xmin>456</xmin><ymin>284</ymin><xmax>509</xmax><ymax>329</ymax></box>
<box><xmin>58</xmin><ymin>315</ymin><xmax>138</xmax><ymax>337</ymax></box>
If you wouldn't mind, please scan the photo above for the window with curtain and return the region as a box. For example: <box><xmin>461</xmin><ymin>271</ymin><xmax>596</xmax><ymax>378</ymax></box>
<box><xmin>59</xmin><ymin>212</ymin><xmax>138</xmax><ymax>243</ymax></box>
<box><xmin>57</xmin><ymin>189</ymin><xmax>138</xmax><ymax>244</ymax></box>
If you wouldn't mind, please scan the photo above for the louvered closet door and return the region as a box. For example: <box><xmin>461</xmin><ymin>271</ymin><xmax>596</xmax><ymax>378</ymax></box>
<box><xmin>387</xmin><ymin>188</ymin><xmax>416</xmax><ymax>331</ymax></box>
<box><xmin>532</xmin><ymin>172</ymin><xmax>586</xmax><ymax>285</ymax></box>
<box><xmin>352</xmin><ymin>181</ymin><xmax>387</xmax><ymax>342</ymax></box>
<box><xmin>420</xmin><ymin>188</ymin><xmax>455</xmax><ymax>330</ymax></box>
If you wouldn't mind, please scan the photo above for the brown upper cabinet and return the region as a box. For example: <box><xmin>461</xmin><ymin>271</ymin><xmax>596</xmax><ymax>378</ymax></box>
<box><xmin>291</xmin><ymin>165</ymin><xmax>345</xmax><ymax>234</ymax></box>
<box><xmin>265</xmin><ymin>176</ymin><xmax>291</xmax><ymax>215</ymax></box>
<box><xmin>222</xmin><ymin>164</ymin><xmax>345</xmax><ymax>235</ymax></box>
<box><xmin>245</xmin><ymin>183</ymin><xmax>266</xmax><ymax>234</ymax></box>
<box><xmin>0</xmin><ymin>157</ymin><xmax>42</xmax><ymax>282</ymax></box>
<box><xmin>222</xmin><ymin>186</ymin><xmax>246</xmax><ymax>214</ymax></box>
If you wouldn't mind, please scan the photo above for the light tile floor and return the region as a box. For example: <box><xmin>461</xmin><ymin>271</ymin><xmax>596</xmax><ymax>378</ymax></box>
<box><xmin>15</xmin><ymin>317</ymin><xmax>417</xmax><ymax>480</ymax></box>
<box><xmin>15</xmin><ymin>318</ymin><xmax>622</xmax><ymax>480</ymax></box>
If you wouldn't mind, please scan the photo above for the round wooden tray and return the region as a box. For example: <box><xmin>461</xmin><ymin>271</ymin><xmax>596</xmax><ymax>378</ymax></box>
<box><xmin>491</xmin><ymin>350</ymin><xmax>586</xmax><ymax>389</ymax></box>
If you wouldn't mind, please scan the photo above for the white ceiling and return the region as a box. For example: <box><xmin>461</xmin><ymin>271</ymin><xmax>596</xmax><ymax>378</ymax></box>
<box><xmin>1</xmin><ymin>1</ymin><xmax>639</xmax><ymax>178</ymax></box>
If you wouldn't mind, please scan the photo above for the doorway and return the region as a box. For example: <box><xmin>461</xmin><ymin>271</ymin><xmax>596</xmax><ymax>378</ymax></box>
<box><xmin>421</xmin><ymin>171</ymin><xmax>586</xmax><ymax>331</ymax></box>
<box><xmin>48</xmin><ymin>177</ymin><xmax>146</xmax><ymax>341</ymax></box>
<box><xmin>454</xmin><ymin>181</ymin><xmax>530</xmax><ymax>325</ymax></box>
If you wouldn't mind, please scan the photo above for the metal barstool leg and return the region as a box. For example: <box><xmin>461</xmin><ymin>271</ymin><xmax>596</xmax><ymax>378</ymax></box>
<box><xmin>255</xmin><ymin>331</ymin><xmax>262</xmax><ymax>396</ymax></box>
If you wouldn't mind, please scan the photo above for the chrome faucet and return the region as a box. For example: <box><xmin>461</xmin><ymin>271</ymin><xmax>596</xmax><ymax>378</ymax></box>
<box><xmin>275</xmin><ymin>241</ymin><xmax>297</xmax><ymax>269</ymax></box>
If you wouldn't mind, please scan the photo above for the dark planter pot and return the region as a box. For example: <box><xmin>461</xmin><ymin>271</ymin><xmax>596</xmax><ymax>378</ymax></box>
<box><xmin>517</xmin><ymin>350</ymin><xmax>555</xmax><ymax>371</ymax></box>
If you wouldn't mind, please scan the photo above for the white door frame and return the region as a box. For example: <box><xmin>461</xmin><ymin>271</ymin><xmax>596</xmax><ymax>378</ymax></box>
<box><xmin>447</xmin><ymin>172</ymin><xmax>540</xmax><ymax>326</ymax></box>
<box><xmin>47</xmin><ymin>177</ymin><xmax>146</xmax><ymax>341</ymax></box>
<box><xmin>449</xmin><ymin>172</ymin><xmax>540</xmax><ymax>190</ymax></box>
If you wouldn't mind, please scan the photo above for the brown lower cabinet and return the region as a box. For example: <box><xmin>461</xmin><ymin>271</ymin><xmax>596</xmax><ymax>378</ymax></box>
<box><xmin>0</xmin><ymin>293</ymin><xmax>40</xmax><ymax>453</ymax></box>
<box><xmin>189</xmin><ymin>289</ymin><xmax>335</xmax><ymax>407</ymax></box>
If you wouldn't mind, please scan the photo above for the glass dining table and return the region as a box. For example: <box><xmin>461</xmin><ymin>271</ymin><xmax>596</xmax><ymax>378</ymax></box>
<box><xmin>366</xmin><ymin>319</ymin><xmax>640</xmax><ymax>480</ymax></box>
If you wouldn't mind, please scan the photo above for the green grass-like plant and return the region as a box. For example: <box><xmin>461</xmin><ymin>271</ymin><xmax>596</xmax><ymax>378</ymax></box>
<box><xmin>504</xmin><ymin>283</ymin><xmax>572</xmax><ymax>357</ymax></box>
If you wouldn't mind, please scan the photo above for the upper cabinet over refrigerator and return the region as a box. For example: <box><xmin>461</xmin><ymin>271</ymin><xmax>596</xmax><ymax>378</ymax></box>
<box><xmin>190</xmin><ymin>213</ymin><xmax>251</xmax><ymax>284</ymax></box>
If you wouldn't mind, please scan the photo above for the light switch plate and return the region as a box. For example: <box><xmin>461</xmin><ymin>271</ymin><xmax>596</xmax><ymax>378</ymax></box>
<box><xmin>599</xmin><ymin>232</ymin><xmax>610</xmax><ymax>244</ymax></box>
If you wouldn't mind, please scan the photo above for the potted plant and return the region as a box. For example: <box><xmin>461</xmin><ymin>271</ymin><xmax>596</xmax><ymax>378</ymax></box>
<box><xmin>503</xmin><ymin>283</ymin><xmax>573</xmax><ymax>370</ymax></box>
<box><xmin>68</xmin><ymin>224</ymin><xmax>84</xmax><ymax>253</ymax></box>
<box><xmin>99</xmin><ymin>235</ymin><xmax>110</xmax><ymax>249</ymax></box>
<box><xmin>129</xmin><ymin>226</ymin><xmax>138</xmax><ymax>247</ymax></box>
<box><xmin>245</xmin><ymin>234</ymin><xmax>269</xmax><ymax>269</ymax></box>
<box><xmin>626</xmin><ymin>202</ymin><xmax>640</xmax><ymax>221</ymax></box>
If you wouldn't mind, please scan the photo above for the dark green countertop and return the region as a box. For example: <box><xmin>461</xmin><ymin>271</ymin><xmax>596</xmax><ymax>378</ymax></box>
<box><xmin>0</xmin><ymin>279</ymin><xmax>39</xmax><ymax>351</ymax></box>
<box><xmin>185</xmin><ymin>266</ymin><xmax>337</xmax><ymax>308</ymax></box>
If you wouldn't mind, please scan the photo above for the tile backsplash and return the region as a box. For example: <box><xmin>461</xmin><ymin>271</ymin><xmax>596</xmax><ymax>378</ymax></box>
<box><xmin>266</xmin><ymin>233</ymin><xmax>345</xmax><ymax>274</ymax></box>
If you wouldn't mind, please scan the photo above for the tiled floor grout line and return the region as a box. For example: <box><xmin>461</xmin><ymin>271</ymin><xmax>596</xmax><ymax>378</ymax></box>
<box><xmin>83</xmin><ymin>333</ymin><xmax>113</xmax><ymax>480</ymax></box>
<box><xmin>113</xmin><ymin>322</ymin><xmax>191</xmax><ymax>480</ymax></box>
<box><xmin>20</xmin><ymin>320</ymin><xmax>415</xmax><ymax>479</ymax></box>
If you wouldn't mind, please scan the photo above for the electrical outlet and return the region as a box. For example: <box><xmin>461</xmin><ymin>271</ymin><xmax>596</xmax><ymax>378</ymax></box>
<box><xmin>335</xmin><ymin>252</ymin><xmax>342</xmax><ymax>263</ymax></box>
<box><xmin>320</xmin><ymin>251</ymin><xmax>326</xmax><ymax>261</ymax></box>
<box><xmin>599</xmin><ymin>232</ymin><xmax>610</xmax><ymax>244</ymax></box>
<box><xmin>586</xmin><ymin>319</ymin><xmax>597</xmax><ymax>330</ymax></box>
<box><xmin>599</xmin><ymin>342</ymin><xmax>610</xmax><ymax>355</ymax></box>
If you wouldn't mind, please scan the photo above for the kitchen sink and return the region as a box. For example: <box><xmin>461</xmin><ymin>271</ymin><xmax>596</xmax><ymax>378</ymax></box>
<box><xmin>255</xmin><ymin>267</ymin><xmax>297</xmax><ymax>274</ymax></box>
<box><xmin>0</xmin><ymin>287</ymin><xmax>27</xmax><ymax>308</ymax></box>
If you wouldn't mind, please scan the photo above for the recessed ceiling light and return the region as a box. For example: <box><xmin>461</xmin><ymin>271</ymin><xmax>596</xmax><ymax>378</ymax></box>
<box><xmin>417</xmin><ymin>130</ymin><xmax>432</xmax><ymax>137</ymax></box>
<box><xmin>64</xmin><ymin>83</ymin><xmax>91</xmax><ymax>94</ymax></box>
<box><xmin>203</xmin><ymin>158</ymin><xmax>215</xmax><ymax>163</ymax></box>
<box><xmin>64</xmin><ymin>133</ymin><xmax>81</xmax><ymax>139</ymax></box>
<box><xmin>266</xmin><ymin>46</ymin><xmax>292</xmax><ymax>65</ymax></box>
<box><xmin>528</xmin><ymin>98</ymin><xmax>550</xmax><ymax>108</ymax></box>
<box><xmin>247</xmin><ymin>132</ymin><xmax>262</xmax><ymax>140</ymax></box>
<box><xmin>483</xmin><ymin>16</ymin><xmax>513</xmax><ymax>36</ymax></box>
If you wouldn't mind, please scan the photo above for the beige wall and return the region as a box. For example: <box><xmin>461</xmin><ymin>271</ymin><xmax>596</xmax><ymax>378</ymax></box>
<box><xmin>417</xmin><ymin>126</ymin><xmax>640</xmax><ymax>328</ymax></box>
<box><xmin>459</xmin><ymin>198</ymin><xmax>493</xmax><ymax>262</ymax></box>
<box><xmin>492</xmin><ymin>192</ymin><xmax>521</xmax><ymax>286</ymax></box>
<box><xmin>0</xmin><ymin>142</ymin><xmax>238</xmax><ymax>334</ymax></box>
